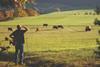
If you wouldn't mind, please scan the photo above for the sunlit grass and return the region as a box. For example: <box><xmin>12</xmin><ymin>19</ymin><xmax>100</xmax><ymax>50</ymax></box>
<box><xmin>0</xmin><ymin>10</ymin><xmax>100</xmax><ymax>66</ymax></box>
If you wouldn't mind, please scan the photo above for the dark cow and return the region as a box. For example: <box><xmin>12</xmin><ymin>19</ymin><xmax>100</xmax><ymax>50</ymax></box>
<box><xmin>58</xmin><ymin>25</ymin><xmax>64</xmax><ymax>29</ymax></box>
<box><xmin>5</xmin><ymin>37</ymin><xmax>9</xmax><ymax>41</ymax></box>
<box><xmin>36</xmin><ymin>28</ymin><xmax>39</xmax><ymax>32</ymax></box>
<box><xmin>85</xmin><ymin>26</ymin><xmax>91</xmax><ymax>32</ymax></box>
<box><xmin>53</xmin><ymin>25</ymin><xmax>58</xmax><ymax>29</ymax></box>
<box><xmin>43</xmin><ymin>24</ymin><xmax>48</xmax><ymax>27</ymax></box>
<box><xmin>8</xmin><ymin>27</ymin><xmax>13</xmax><ymax>31</ymax></box>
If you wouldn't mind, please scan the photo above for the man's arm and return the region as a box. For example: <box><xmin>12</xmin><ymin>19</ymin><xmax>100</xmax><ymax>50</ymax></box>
<box><xmin>22</xmin><ymin>26</ymin><xmax>28</xmax><ymax>32</ymax></box>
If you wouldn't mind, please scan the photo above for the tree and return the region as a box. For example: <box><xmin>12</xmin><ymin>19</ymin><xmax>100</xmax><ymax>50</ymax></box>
<box><xmin>14</xmin><ymin>0</ymin><xmax>28</xmax><ymax>8</ymax></box>
<box><xmin>95</xmin><ymin>6</ymin><xmax>100</xmax><ymax>15</ymax></box>
<box><xmin>0</xmin><ymin>0</ymin><xmax>38</xmax><ymax>17</ymax></box>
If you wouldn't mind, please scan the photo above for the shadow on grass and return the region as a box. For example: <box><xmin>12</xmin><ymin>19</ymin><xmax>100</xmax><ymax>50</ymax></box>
<box><xmin>0</xmin><ymin>51</ymin><xmax>100</xmax><ymax>67</ymax></box>
<box><xmin>25</xmin><ymin>56</ymin><xmax>75</xmax><ymax>67</ymax></box>
<box><xmin>0</xmin><ymin>52</ymin><xmax>75</xmax><ymax>67</ymax></box>
<box><xmin>0</xmin><ymin>52</ymin><xmax>14</xmax><ymax>62</ymax></box>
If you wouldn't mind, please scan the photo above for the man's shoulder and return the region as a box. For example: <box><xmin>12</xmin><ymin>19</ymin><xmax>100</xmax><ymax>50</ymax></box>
<box><xmin>14</xmin><ymin>30</ymin><xmax>18</xmax><ymax>32</ymax></box>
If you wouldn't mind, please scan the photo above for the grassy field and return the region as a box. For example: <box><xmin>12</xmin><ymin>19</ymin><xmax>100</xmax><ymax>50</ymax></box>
<box><xmin>0</xmin><ymin>10</ymin><xmax>100</xmax><ymax>67</ymax></box>
<box><xmin>0</xmin><ymin>10</ymin><xmax>100</xmax><ymax>25</ymax></box>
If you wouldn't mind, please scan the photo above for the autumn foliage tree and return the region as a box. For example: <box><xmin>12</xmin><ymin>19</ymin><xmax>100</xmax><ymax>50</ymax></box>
<box><xmin>13</xmin><ymin>0</ymin><xmax>38</xmax><ymax>17</ymax></box>
<box><xmin>0</xmin><ymin>0</ymin><xmax>39</xmax><ymax>20</ymax></box>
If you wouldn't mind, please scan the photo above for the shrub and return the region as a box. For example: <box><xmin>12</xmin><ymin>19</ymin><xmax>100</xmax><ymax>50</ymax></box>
<box><xmin>95</xmin><ymin>38</ymin><xmax>100</xmax><ymax>58</ymax></box>
<box><xmin>94</xmin><ymin>18</ymin><xmax>100</xmax><ymax>25</ymax></box>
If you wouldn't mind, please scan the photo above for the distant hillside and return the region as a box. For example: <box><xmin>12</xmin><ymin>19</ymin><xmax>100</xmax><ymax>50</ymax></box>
<box><xmin>0</xmin><ymin>0</ymin><xmax>100</xmax><ymax>13</ymax></box>
<box><xmin>32</xmin><ymin>0</ymin><xmax>100</xmax><ymax>13</ymax></box>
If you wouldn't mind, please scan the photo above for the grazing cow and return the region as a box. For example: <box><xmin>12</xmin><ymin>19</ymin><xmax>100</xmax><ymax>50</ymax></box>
<box><xmin>36</xmin><ymin>28</ymin><xmax>39</xmax><ymax>32</ymax></box>
<box><xmin>5</xmin><ymin>37</ymin><xmax>9</xmax><ymax>41</ymax></box>
<box><xmin>85</xmin><ymin>26</ymin><xmax>91</xmax><ymax>32</ymax></box>
<box><xmin>58</xmin><ymin>25</ymin><xmax>64</xmax><ymax>29</ymax></box>
<box><xmin>8</xmin><ymin>27</ymin><xmax>13</xmax><ymax>31</ymax></box>
<box><xmin>53</xmin><ymin>25</ymin><xmax>58</xmax><ymax>29</ymax></box>
<box><xmin>43</xmin><ymin>24</ymin><xmax>48</xmax><ymax>27</ymax></box>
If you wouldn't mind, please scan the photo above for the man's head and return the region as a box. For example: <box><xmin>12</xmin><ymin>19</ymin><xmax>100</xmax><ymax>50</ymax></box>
<box><xmin>17</xmin><ymin>25</ymin><xmax>21</xmax><ymax>30</ymax></box>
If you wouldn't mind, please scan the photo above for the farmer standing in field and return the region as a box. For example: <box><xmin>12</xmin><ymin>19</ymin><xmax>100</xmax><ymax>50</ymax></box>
<box><xmin>10</xmin><ymin>25</ymin><xmax>28</xmax><ymax>64</ymax></box>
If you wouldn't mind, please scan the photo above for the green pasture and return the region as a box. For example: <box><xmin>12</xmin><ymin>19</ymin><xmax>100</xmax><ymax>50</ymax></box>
<box><xmin>0</xmin><ymin>10</ymin><xmax>100</xmax><ymax>25</ymax></box>
<box><xmin>0</xmin><ymin>10</ymin><xmax>99</xmax><ymax>52</ymax></box>
<box><xmin>13</xmin><ymin>26</ymin><xmax>98</xmax><ymax>52</ymax></box>
<box><xmin>0</xmin><ymin>10</ymin><xmax>100</xmax><ymax>66</ymax></box>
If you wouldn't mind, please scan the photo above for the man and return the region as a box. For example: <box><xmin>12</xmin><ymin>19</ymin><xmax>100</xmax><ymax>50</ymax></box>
<box><xmin>10</xmin><ymin>25</ymin><xmax>28</xmax><ymax>64</ymax></box>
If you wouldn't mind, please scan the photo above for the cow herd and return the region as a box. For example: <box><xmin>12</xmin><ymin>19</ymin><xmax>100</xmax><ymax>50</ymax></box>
<box><xmin>40</xmin><ymin>18</ymin><xmax>99</xmax><ymax>33</ymax></box>
<box><xmin>6</xmin><ymin>18</ymin><xmax>100</xmax><ymax>34</ymax></box>
<box><xmin>8</xmin><ymin>24</ymin><xmax>92</xmax><ymax>33</ymax></box>
<box><xmin>34</xmin><ymin>24</ymin><xmax>64</xmax><ymax>32</ymax></box>
<box><xmin>34</xmin><ymin>24</ymin><xmax>92</xmax><ymax>32</ymax></box>
<box><xmin>43</xmin><ymin>24</ymin><xmax>64</xmax><ymax>29</ymax></box>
